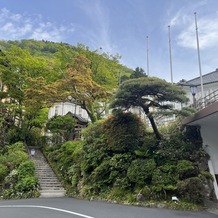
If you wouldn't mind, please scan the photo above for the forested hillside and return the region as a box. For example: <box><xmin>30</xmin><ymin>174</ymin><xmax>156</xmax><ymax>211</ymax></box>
<box><xmin>0</xmin><ymin>39</ymin><xmax>132</xmax><ymax>146</ymax></box>
<box><xmin>0</xmin><ymin>39</ymin><xmax>132</xmax><ymax>90</ymax></box>
<box><xmin>0</xmin><ymin>39</ymin><xmax>135</xmax><ymax>199</ymax></box>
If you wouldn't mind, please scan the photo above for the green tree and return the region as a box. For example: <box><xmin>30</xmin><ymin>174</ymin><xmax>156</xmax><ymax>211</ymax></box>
<box><xmin>130</xmin><ymin>67</ymin><xmax>147</xmax><ymax>79</ymax></box>
<box><xmin>46</xmin><ymin>114</ymin><xmax>76</xmax><ymax>143</ymax></box>
<box><xmin>110</xmin><ymin>77</ymin><xmax>188</xmax><ymax>141</ymax></box>
<box><xmin>77</xmin><ymin>44</ymin><xmax>121</xmax><ymax>90</ymax></box>
<box><xmin>0</xmin><ymin>46</ymin><xmax>54</xmax><ymax>127</ymax></box>
<box><xmin>56</xmin><ymin>54</ymin><xmax>111</xmax><ymax>123</ymax></box>
<box><xmin>23</xmin><ymin>77</ymin><xmax>57</xmax><ymax>129</ymax></box>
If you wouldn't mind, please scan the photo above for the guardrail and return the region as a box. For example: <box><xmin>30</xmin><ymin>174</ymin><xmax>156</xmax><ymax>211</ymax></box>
<box><xmin>196</xmin><ymin>89</ymin><xmax>218</xmax><ymax>110</ymax></box>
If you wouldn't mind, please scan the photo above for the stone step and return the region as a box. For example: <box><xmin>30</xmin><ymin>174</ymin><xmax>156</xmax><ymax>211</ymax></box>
<box><xmin>36</xmin><ymin>171</ymin><xmax>56</xmax><ymax>175</ymax></box>
<box><xmin>36</xmin><ymin>175</ymin><xmax>58</xmax><ymax>178</ymax></box>
<box><xmin>29</xmin><ymin>148</ymin><xmax>66</xmax><ymax>198</ymax></box>
<box><xmin>39</xmin><ymin>182</ymin><xmax>62</xmax><ymax>185</ymax></box>
<box><xmin>38</xmin><ymin>181</ymin><xmax>60</xmax><ymax>183</ymax></box>
<box><xmin>37</xmin><ymin>178</ymin><xmax>60</xmax><ymax>181</ymax></box>
<box><xmin>40</xmin><ymin>190</ymin><xmax>65</xmax><ymax>198</ymax></box>
<box><xmin>40</xmin><ymin>185</ymin><xmax>64</xmax><ymax>188</ymax></box>
<box><xmin>37</xmin><ymin>175</ymin><xmax>58</xmax><ymax>177</ymax></box>
<box><xmin>38</xmin><ymin>178</ymin><xmax>61</xmax><ymax>182</ymax></box>
<box><xmin>36</xmin><ymin>170</ymin><xmax>56</xmax><ymax>172</ymax></box>
<box><xmin>35</xmin><ymin>165</ymin><xmax>52</xmax><ymax>167</ymax></box>
<box><xmin>39</xmin><ymin>186</ymin><xmax>64</xmax><ymax>191</ymax></box>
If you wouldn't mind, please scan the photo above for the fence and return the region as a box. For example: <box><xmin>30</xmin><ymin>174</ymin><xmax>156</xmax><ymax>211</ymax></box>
<box><xmin>196</xmin><ymin>89</ymin><xmax>218</xmax><ymax>111</ymax></box>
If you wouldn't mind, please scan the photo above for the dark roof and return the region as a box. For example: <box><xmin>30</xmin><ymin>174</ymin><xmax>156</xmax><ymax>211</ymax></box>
<box><xmin>66</xmin><ymin>112</ymin><xmax>89</xmax><ymax>124</ymax></box>
<box><xmin>179</xmin><ymin>68</ymin><xmax>218</xmax><ymax>87</ymax></box>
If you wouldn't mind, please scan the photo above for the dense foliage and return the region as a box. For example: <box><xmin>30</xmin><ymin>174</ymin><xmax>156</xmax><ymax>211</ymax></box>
<box><xmin>0</xmin><ymin>142</ymin><xmax>39</xmax><ymax>199</ymax></box>
<box><xmin>44</xmin><ymin>111</ymin><xmax>212</xmax><ymax>206</ymax></box>
<box><xmin>0</xmin><ymin>39</ymin><xmax>212</xmax><ymax>208</ymax></box>
<box><xmin>110</xmin><ymin>77</ymin><xmax>189</xmax><ymax>140</ymax></box>
<box><xmin>0</xmin><ymin>39</ymin><xmax>132</xmax><ymax>147</ymax></box>
<box><xmin>46</xmin><ymin>114</ymin><xmax>76</xmax><ymax>143</ymax></box>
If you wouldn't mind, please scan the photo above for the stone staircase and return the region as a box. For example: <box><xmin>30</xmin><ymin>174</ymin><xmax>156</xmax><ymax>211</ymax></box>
<box><xmin>30</xmin><ymin>148</ymin><xmax>66</xmax><ymax>198</ymax></box>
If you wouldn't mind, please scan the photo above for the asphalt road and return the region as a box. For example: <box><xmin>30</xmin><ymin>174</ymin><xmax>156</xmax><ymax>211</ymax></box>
<box><xmin>0</xmin><ymin>197</ymin><xmax>217</xmax><ymax>218</ymax></box>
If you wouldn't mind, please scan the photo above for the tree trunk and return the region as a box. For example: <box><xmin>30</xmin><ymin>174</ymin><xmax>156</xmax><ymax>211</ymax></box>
<box><xmin>142</xmin><ymin>105</ymin><xmax>161</xmax><ymax>141</ymax></box>
<box><xmin>147</xmin><ymin>114</ymin><xmax>161</xmax><ymax>140</ymax></box>
<box><xmin>83</xmin><ymin>102</ymin><xmax>97</xmax><ymax>123</ymax></box>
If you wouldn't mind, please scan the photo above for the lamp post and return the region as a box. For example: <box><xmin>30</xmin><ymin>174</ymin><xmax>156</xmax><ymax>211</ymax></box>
<box><xmin>190</xmin><ymin>86</ymin><xmax>197</xmax><ymax>108</ymax></box>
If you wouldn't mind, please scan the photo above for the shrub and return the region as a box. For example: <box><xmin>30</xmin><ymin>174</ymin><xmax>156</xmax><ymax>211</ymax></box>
<box><xmin>7</xmin><ymin>141</ymin><xmax>26</xmax><ymax>152</ymax></box>
<box><xmin>7</xmin><ymin>150</ymin><xmax>29</xmax><ymax>168</ymax></box>
<box><xmin>0</xmin><ymin>155</ymin><xmax>7</xmax><ymax>165</ymax></box>
<box><xmin>141</xmin><ymin>186</ymin><xmax>153</xmax><ymax>200</ymax></box>
<box><xmin>151</xmin><ymin>166</ymin><xmax>177</xmax><ymax>199</ymax></box>
<box><xmin>152</xmin><ymin>166</ymin><xmax>178</xmax><ymax>187</ymax></box>
<box><xmin>61</xmin><ymin>140</ymin><xmax>83</xmax><ymax>162</ymax></box>
<box><xmin>66</xmin><ymin>164</ymin><xmax>81</xmax><ymax>186</ymax></box>
<box><xmin>0</xmin><ymin>164</ymin><xmax>8</xmax><ymax>181</ymax></box>
<box><xmin>103</xmin><ymin>111</ymin><xmax>146</xmax><ymax>153</ymax></box>
<box><xmin>109</xmin><ymin>153</ymin><xmax>133</xmax><ymax>172</ymax></box>
<box><xmin>46</xmin><ymin>114</ymin><xmax>76</xmax><ymax>143</ymax></box>
<box><xmin>90</xmin><ymin>159</ymin><xmax>111</xmax><ymax>184</ymax></box>
<box><xmin>177</xmin><ymin>177</ymin><xmax>205</xmax><ymax>203</ymax></box>
<box><xmin>177</xmin><ymin>160</ymin><xmax>198</xmax><ymax>179</ymax></box>
<box><xmin>127</xmin><ymin>159</ymin><xmax>156</xmax><ymax>186</ymax></box>
<box><xmin>15</xmin><ymin>176</ymin><xmax>38</xmax><ymax>192</ymax></box>
<box><xmin>113</xmin><ymin>177</ymin><xmax>131</xmax><ymax>190</ymax></box>
<box><xmin>108</xmin><ymin>187</ymin><xmax>130</xmax><ymax>201</ymax></box>
<box><xmin>0</xmin><ymin>141</ymin><xmax>40</xmax><ymax>200</ymax></box>
<box><xmin>3</xmin><ymin>169</ymin><xmax>18</xmax><ymax>190</ymax></box>
<box><xmin>17</xmin><ymin>161</ymin><xmax>35</xmax><ymax>180</ymax></box>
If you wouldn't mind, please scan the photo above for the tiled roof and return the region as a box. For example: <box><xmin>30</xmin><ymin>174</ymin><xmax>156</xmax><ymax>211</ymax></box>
<box><xmin>179</xmin><ymin>68</ymin><xmax>218</xmax><ymax>86</ymax></box>
<box><xmin>66</xmin><ymin>112</ymin><xmax>89</xmax><ymax>124</ymax></box>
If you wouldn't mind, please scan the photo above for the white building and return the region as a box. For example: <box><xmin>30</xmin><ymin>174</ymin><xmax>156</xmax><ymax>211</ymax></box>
<box><xmin>183</xmin><ymin>68</ymin><xmax>218</xmax><ymax>200</ymax></box>
<box><xmin>48</xmin><ymin>102</ymin><xmax>89</xmax><ymax>120</ymax></box>
<box><xmin>179</xmin><ymin>68</ymin><xmax>218</xmax><ymax>108</ymax></box>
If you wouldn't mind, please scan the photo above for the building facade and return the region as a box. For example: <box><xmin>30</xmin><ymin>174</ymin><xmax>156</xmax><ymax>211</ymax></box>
<box><xmin>183</xmin><ymin>68</ymin><xmax>218</xmax><ymax>200</ymax></box>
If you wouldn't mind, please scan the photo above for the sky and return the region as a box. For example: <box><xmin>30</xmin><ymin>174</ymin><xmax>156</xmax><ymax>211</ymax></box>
<box><xmin>0</xmin><ymin>0</ymin><xmax>218</xmax><ymax>83</ymax></box>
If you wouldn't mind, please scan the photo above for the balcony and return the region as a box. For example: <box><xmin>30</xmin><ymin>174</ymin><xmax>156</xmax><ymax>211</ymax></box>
<box><xmin>196</xmin><ymin>89</ymin><xmax>218</xmax><ymax>111</ymax></box>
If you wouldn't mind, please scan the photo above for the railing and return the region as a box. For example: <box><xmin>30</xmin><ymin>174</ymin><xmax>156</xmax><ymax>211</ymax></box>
<box><xmin>196</xmin><ymin>89</ymin><xmax>218</xmax><ymax>111</ymax></box>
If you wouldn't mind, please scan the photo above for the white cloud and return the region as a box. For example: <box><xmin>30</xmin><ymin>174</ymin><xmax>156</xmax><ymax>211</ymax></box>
<box><xmin>0</xmin><ymin>8</ymin><xmax>75</xmax><ymax>42</ymax></box>
<box><xmin>164</xmin><ymin>0</ymin><xmax>218</xmax><ymax>50</ymax></box>
<box><xmin>77</xmin><ymin>0</ymin><xmax>116</xmax><ymax>54</ymax></box>
<box><xmin>177</xmin><ymin>15</ymin><xmax>218</xmax><ymax>49</ymax></box>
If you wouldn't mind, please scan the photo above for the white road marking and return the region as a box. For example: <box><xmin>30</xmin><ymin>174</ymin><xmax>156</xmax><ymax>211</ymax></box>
<box><xmin>0</xmin><ymin>205</ymin><xmax>95</xmax><ymax>218</ymax></box>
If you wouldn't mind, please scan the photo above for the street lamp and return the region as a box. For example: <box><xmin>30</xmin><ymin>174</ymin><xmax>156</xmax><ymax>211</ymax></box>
<box><xmin>190</xmin><ymin>86</ymin><xmax>197</xmax><ymax>108</ymax></box>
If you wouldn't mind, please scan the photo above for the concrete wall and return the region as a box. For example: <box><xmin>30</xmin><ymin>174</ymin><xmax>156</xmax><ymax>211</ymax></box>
<box><xmin>201</xmin><ymin>124</ymin><xmax>218</xmax><ymax>199</ymax></box>
<box><xmin>201</xmin><ymin>124</ymin><xmax>218</xmax><ymax>174</ymax></box>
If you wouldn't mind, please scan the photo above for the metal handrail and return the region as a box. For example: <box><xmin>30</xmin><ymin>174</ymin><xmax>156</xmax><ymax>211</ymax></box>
<box><xmin>196</xmin><ymin>89</ymin><xmax>218</xmax><ymax>110</ymax></box>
